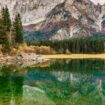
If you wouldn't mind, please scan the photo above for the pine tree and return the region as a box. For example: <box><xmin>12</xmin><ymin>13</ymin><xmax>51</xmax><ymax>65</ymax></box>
<box><xmin>13</xmin><ymin>13</ymin><xmax>23</xmax><ymax>44</ymax></box>
<box><xmin>1</xmin><ymin>6</ymin><xmax>12</xmax><ymax>52</ymax></box>
<box><xmin>2</xmin><ymin>6</ymin><xmax>11</xmax><ymax>32</ymax></box>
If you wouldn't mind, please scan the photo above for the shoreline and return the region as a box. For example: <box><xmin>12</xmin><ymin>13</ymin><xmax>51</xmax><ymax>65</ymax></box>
<box><xmin>1</xmin><ymin>53</ymin><xmax>105</xmax><ymax>67</ymax></box>
<box><xmin>0</xmin><ymin>53</ymin><xmax>50</xmax><ymax>67</ymax></box>
<box><xmin>41</xmin><ymin>54</ymin><xmax>105</xmax><ymax>59</ymax></box>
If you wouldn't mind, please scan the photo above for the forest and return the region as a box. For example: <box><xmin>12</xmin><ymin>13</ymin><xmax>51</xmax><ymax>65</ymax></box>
<box><xmin>30</xmin><ymin>36</ymin><xmax>105</xmax><ymax>54</ymax></box>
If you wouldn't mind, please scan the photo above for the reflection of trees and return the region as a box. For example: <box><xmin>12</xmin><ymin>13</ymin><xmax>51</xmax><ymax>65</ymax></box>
<box><xmin>27</xmin><ymin>59</ymin><xmax>105</xmax><ymax>105</ymax></box>
<box><xmin>11</xmin><ymin>73</ymin><xmax>23</xmax><ymax>105</ymax></box>
<box><xmin>1</xmin><ymin>59</ymin><xmax>105</xmax><ymax>105</ymax></box>
<box><xmin>0</xmin><ymin>66</ymin><xmax>11</xmax><ymax>105</ymax></box>
<box><xmin>0</xmin><ymin>66</ymin><xmax>23</xmax><ymax>105</ymax></box>
<box><xmin>37</xmin><ymin>59</ymin><xmax>105</xmax><ymax>72</ymax></box>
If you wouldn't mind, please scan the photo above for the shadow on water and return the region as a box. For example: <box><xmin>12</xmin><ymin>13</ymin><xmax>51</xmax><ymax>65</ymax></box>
<box><xmin>0</xmin><ymin>59</ymin><xmax>105</xmax><ymax>105</ymax></box>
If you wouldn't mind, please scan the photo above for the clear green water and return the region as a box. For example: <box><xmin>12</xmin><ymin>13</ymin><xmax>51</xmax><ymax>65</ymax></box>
<box><xmin>0</xmin><ymin>59</ymin><xmax>105</xmax><ymax>105</ymax></box>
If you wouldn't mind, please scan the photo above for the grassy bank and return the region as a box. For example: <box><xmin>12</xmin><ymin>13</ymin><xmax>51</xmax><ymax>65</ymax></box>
<box><xmin>0</xmin><ymin>43</ymin><xmax>56</xmax><ymax>55</ymax></box>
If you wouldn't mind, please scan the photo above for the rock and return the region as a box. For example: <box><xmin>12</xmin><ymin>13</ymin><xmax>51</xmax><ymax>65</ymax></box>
<box><xmin>0</xmin><ymin>53</ymin><xmax>50</xmax><ymax>68</ymax></box>
<box><xmin>0</xmin><ymin>0</ymin><xmax>64</xmax><ymax>24</ymax></box>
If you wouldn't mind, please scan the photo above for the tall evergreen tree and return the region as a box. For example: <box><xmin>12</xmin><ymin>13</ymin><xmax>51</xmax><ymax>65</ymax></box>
<box><xmin>2</xmin><ymin>6</ymin><xmax>11</xmax><ymax>32</ymax></box>
<box><xmin>1</xmin><ymin>6</ymin><xmax>12</xmax><ymax>52</ymax></box>
<box><xmin>13</xmin><ymin>13</ymin><xmax>23</xmax><ymax>44</ymax></box>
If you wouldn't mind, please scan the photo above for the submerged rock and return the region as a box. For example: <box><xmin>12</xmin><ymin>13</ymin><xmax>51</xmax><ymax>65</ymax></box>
<box><xmin>22</xmin><ymin>85</ymin><xmax>55</xmax><ymax>105</ymax></box>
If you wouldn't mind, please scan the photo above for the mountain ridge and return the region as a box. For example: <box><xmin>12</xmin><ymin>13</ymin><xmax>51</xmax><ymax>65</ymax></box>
<box><xmin>1</xmin><ymin>0</ymin><xmax>105</xmax><ymax>41</ymax></box>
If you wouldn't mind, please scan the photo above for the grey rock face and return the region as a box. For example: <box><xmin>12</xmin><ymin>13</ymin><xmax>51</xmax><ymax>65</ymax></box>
<box><xmin>0</xmin><ymin>0</ymin><xmax>64</xmax><ymax>24</ymax></box>
<box><xmin>42</xmin><ymin>0</ymin><xmax>105</xmax><ymax>40</ymax></box>
<box><xmin>38</xmin><ymin>0</ymin><xmax>105</xmax><ymax>40</ymax></box>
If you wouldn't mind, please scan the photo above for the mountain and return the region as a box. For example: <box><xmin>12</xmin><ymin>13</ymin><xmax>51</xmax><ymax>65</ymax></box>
<box><xmin>39</xmin><ymin>0</ymin><xmax>105</xmax><ymax>40</ymax></box>
<box><xmin>0</xmin><ymin>0</ymin><xmax>63</xmax><ymax>24</ymax></box>
<box><xmin>1</xmin><ymin>0</ymin><xmax>105</xmax><ymax>42</ymax></box>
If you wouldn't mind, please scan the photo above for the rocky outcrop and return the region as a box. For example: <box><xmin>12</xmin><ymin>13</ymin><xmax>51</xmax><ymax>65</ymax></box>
<box><xmin>0</xmin><ymin>0</ymin><xmax>64</xmax><ymax>24</ymax></box>
<box><xmin>40</xmin><ymin>0</ymin><xmax>105</xmax><ymax>40</ymax></box>
<box><xmin>23</xmin><ymin>0</ymin><xmax>105</xmax><ymax>41</ymax></box>
<box><xmin>22</xmin><ymin>85</ymin><xmax>55</xmax><ymax>105</ymax></box>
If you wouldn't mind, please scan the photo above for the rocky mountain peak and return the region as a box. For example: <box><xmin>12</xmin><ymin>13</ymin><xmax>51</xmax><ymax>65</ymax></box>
<box><xmin>1</xmin><ymin>0</ymin><xmax>105</xmax><ymax>41</ymax></box>
<box><xmin>37</xmin><ymin>0</ymin><xmax>105</xmax><ymax>40</ymax></box>
<box><xmin>0</xmin><ymin>0</ymin><xmax>65</xmax><ymax>24</ymax></box>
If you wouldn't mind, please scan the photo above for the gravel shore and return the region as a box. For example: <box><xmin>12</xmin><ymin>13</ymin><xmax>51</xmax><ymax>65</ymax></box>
<box><xmin>0</xmin><ymin>53</ymin><xmax>50</xmax><ymax>67</ymax></box>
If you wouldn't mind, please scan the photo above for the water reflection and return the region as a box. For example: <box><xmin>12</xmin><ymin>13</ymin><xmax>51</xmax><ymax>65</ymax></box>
<box><xmin>0</xmin><ymin>66</ymin><xmax>23</xmax><ymax>105</ymax></box>
<box><xmin>0</xmin><ymin>59</ymin><xmax>105</xmax><ymax>105</ymax></box>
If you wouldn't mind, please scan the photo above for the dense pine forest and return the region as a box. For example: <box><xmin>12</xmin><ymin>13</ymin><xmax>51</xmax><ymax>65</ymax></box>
<box><xmin>30</xmin><ymin>36</ymin><xmax>105</xmax><ymax>54</ymax></box>
<box><xmin>0</xmin><ymin>6</ymin><xmax>23</xmax><ymax>53</ymax></box>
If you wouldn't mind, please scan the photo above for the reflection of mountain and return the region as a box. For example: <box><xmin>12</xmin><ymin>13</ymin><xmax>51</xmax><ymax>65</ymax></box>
<box><xmin>23</xmin><ymin>70</ymin><xmax>105</xmax><ymax>105</ymax></box>
<box><xmin>22</xmin><ymin>59</ymin><xmax>105</xmax><ymax>105</ymax></box>
<box><xmin>1</xmin><ymin>59</ymin><xmax>105</xmax><ymax>105</ymax></box>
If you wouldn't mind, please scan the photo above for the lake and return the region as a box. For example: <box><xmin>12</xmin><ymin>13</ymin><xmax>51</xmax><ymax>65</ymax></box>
<box><xmin>0</xmin><ymin>59</ymin><xmax>105</xmax><ymax>105</ymax></box>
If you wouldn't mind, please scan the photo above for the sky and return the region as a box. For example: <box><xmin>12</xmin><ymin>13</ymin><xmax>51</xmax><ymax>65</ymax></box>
<box><xmin>91</xmin><ymin>0</ymin><xmax>105</xmax><ymax>5</ymax></box>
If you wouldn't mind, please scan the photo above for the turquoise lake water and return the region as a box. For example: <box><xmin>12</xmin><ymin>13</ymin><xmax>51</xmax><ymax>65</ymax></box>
<box><xmin>0</xmin><ymin>59</ymin><xmax>105</xmax><ymax>105</ymax></box>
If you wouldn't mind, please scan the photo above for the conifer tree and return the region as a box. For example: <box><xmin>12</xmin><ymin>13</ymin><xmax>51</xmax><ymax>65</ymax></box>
<box><xmin>2</xmin><ymin>6</ymin><xmax>11</xmax><ymax>32</ymax></box>
<box><xmin>1</xmin><ymin>6</ymin><xmax>12</xmax><ymax>52</ymax></box>
<box><xmin>13</xmin><ymin>13</ymin><xmax>23</xmax><ymax>44</ymax></box>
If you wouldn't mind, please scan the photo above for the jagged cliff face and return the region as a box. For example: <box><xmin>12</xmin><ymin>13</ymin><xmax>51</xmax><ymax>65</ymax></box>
<box><xmin>40</xmin><ymin>0</ymin><xmax>105</xmax><ymax>40</ymax></box>
<box><xmin>1</xmin><ymin>0</ymin><xmax>105</xmax><ymax>41</ymax></box>
<box><xmin>0</xmin><ymin>0</ymin><xmax>64</xmax><ymax>24</ymax></box>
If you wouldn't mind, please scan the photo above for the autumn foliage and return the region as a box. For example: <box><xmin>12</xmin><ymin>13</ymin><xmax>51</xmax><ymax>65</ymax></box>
<box><xmin>10</xmin><ymin>43</ymin><xmax>56</xmax><ymax>55</ymax></box>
